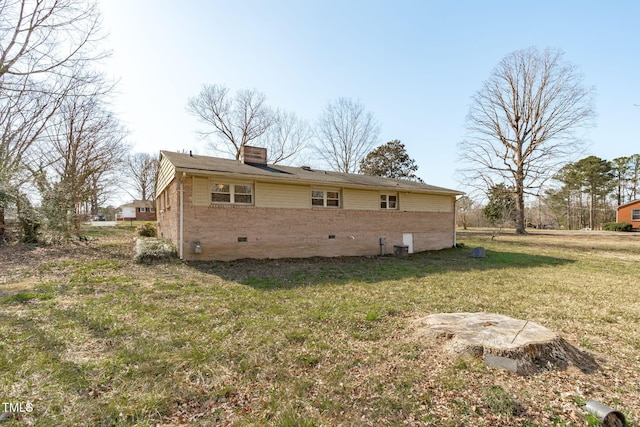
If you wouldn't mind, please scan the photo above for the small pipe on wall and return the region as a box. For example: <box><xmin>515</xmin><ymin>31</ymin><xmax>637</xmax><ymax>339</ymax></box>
<box><xmin>179</xmin><ymin>172</ymin><xmax>186</xmax><ymax>259</ymax></box>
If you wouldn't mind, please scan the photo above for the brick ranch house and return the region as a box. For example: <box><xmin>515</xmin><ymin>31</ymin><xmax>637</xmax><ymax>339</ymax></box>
<box><xmin>616</xmin><ymin>199</ymin><xmax>640</xmax><ymax>230</ymax></box>
<box><xmin>118</xmin><ymin>200</ymin><xmax>157</xmax><ymax>221</ymax></box>
<box><xmin>155</xmin><ymin>147</ymin><xmax>463</xmax><ymax>261</ymax></box>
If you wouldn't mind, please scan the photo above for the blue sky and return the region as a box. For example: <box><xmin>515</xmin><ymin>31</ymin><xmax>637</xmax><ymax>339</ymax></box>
<box><xmin>98</xmin><ymin>0</ymin><xmax>639</xmax><ymax>193</ymax></box>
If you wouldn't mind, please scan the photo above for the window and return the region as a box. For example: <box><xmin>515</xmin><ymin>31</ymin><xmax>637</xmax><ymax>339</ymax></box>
<box><xmin>234</xmin><ymin>185</ymin><xmax>253</xmax><ymax>204</ymax></box>
<box><xmin>312</xmin><ymin>190</ymin><xmax>340</xmax><ymax>207</ymax></box>
<box><xmin>212</xmin><ymin>183</ymin><xmax>253</xmax><ymax>204</ymax></box>
<box><xmin>632</xmin><ymin>209</ymin><xmax>640</xmax><ymax>221</ymax></box>
<box><xmin>139</xmin><ymin>207</ymin><xmax>147</xmax><ymax>212</ymax></box>
<box><xmin>380</xmin><ymin>194</ymin><xmax>398</xmax><ymax>209</ymax></box>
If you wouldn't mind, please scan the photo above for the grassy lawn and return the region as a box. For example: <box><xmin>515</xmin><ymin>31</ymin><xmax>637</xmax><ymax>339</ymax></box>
<box><xmin>1</xmin><ymin>226</ymin><xmax>639</xmax><ymax>426</ymax></box>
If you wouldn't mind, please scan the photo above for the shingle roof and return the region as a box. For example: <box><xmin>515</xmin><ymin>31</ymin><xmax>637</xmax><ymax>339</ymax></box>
<box><xmin>119</xmin><ymin>200</ymin><xmax>155</xmax><ymax>209</ymax></box>
<box><xmin>160</xmin><ymin>150</ymin><xmax>463</xmax><ymax>196</ymax></box>
<box><xmin>618</xmin><ymin>199</ymin><xmax>640</xmax><ymax>209</ymax></box>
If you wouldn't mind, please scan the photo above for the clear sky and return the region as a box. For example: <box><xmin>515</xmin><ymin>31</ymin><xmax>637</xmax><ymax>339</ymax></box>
<box><xmin>97</xmin><ymin>0</ymin><xmax>639</xmax><ymax>193</ymax></box>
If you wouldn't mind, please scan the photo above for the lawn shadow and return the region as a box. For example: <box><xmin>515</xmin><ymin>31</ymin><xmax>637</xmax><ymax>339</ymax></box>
<box><xmin>185</xmin><ymin>246</ymin><xmax>575</xmax><ymax>290</ymax></box>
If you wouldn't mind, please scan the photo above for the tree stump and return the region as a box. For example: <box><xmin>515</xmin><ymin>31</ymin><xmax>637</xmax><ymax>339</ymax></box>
<box><xmin>415</xmin><ymin>312</ymin><xmax>599</xmax><ymax>375</ymax></box>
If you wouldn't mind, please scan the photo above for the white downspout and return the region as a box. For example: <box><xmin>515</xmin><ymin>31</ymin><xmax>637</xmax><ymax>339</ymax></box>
<box><xmin>453</xmin><ymin>196</ymin><xmax>458</xmax><ymax>247</ymax></box>
<box><xmin>179</xmin><ymin>172</ymin><xmax>186</xmax><ymax>259</ymax></box>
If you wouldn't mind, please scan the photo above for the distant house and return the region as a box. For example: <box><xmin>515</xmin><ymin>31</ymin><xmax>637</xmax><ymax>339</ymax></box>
<box><xmin>617</xmin><ymin>199</ymin><xmax>640</xmax><ymax>230</ymax></box>
<box><xmin>155</xmin><ymin>146</ymin><xmax>463</xmax><ymax>261</ymax></box>
<box><xmin>118</xmin><ymin>200</ymin><xmax>156</xmax><ymax>221</ymax></box>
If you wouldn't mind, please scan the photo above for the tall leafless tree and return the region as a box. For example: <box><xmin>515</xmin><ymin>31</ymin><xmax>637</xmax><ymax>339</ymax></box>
<box><xmin>125</xmin><ymin>152</ymin><xmax>159</xmax><ymax>201</ymax></box>
<box><xmin>458</xmin><ymin>47</ymin><xmax>595</xmax><ymax>234</ymax></box>
<box><xmin>315</xmin><ymin>97</ymin><xmax>380</xmax><ymax>173</ymax></box>
<box><xmin>0</xmin><ymin>0</ymin><xmax>106</xmax><ymax>239</ymax></box>
<box><xmin>33</xmin><ymin>83</ymin><xmax>128</xmax><ymax>236</ymax></box>
<box><xmin>0</xmin><ymin>79</ymin><xmax>57</xmax><ymax>238</ymax></box>
<box><xmin>187</xmin><ymin>84</ymin><xmax>274</xmax><ymax>160</ymax></box>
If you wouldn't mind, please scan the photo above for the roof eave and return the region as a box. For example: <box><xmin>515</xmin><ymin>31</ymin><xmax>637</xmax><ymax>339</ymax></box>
<box><xmin>618</xmin><ymin>199</ymin><xmax>640</xmax><ymax>208</ymax></box>
<box><xmin>171</xmin><ymin>165</ymin><xmax>463</xmax><ymax>196</ymax></box>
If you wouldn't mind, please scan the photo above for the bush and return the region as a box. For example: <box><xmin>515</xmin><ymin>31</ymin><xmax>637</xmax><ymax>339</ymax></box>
<box><xmin>602</xmin><ymin>222</ymin><xmax>632</xmax><ymax>232</ymax></box>
<box><xmin>18</xmin><ymin>206</ymin><xmax>41</xmax><ymax>243</ymax></box>
<box><xmin>136</xmin><ymin>222</ymin><xmax>157</xmax><ymax>237</ymax></box>
<box><xmin>134</xmin><ymin>237</ymin><xmax>177</xmax><ymax>264</ymax></box>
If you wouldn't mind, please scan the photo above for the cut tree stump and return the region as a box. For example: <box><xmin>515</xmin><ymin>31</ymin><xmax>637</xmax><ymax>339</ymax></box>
<box><xmin>414</xmin><ymin>312</ymin><xmax>599</xmax><ymax>375</ymax></box>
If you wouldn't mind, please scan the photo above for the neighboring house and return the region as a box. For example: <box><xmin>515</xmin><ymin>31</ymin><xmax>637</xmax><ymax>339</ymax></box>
<box><xmin>617</xmin><ymin>199</ymin><xmax>640</xmax><ymax>230</ymax></box>
<box><xmin>155</xmin><ymin>147</ymin><xmax>464</xmax><ymax>261</ymax></box>
<box><xmin>118</xmin><ymin>200</ymin><xmax>157</xmax><ymax>221</ymax></box>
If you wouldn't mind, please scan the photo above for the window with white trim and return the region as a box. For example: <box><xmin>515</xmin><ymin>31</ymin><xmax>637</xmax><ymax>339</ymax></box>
<box><xmin>380</xmin><ymin>194</ymin><xmax>398</xmax><ymax>209</ymax></box>
<box><xmin>312</xmin><ymin>189</ymin><xmax>340</xmax><ymax>207</ymax></box>
<box><xmin>212</xmin><ymin>183</ymin><xmax>253</xmax><ymax>204</ymax></box>
<box><xmin>632</xmin><ymin>209</ymin><xmax>640</xmax><ymax>221</ymax></box>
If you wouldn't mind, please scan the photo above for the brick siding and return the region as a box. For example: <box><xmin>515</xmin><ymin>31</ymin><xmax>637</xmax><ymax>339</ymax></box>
<box><xmin>181</xmin><ymin>206</ymin><xmax>454</xmax><ymax>261</ymax></box>
<box><xmin>158</xmin><ymin>176</ymin><xmax>456</xmax><ymax>261</ymax></box>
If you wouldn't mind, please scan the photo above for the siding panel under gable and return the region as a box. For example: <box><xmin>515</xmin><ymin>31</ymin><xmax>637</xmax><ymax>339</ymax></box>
<box><xmin>343</xmin><ymin>188</ymin><xmax>379</xmax><ymax>210</ymax></box>
<box><xmin>192</xmin><ymin>176</ymin><xmax>210</xmax><ymax>206</ymax></box>
<box><xmin>156</xmin><ymin>155</ymin><xmax>176</xmax><ymax>197</ymax></box>
<box><xmin>255</xmin><ymin>182</ymin><xmax>310</xmax><ymax>208</ymax></box>
<box><xmin>400</xmin><ymin>192</ymin><xmax>453</xmax><ymax>212</ymax></box>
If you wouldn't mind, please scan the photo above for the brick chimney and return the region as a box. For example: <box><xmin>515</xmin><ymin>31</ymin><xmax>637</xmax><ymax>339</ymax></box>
<box><xmin>241</xmin><ymin>146</ymin><xmax>267</xmax><ymax>165</ymax></box>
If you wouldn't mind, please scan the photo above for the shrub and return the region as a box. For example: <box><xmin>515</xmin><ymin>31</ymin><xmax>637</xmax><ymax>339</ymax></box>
<box><xmin>136</xmin><ymin>222</ymin><xmax>157</xmax><ymax>237</ymax></box>
<box><xmin>602</xmin><ymin>222</ymin><xmax>632</xmax><ymax>232</ymax></box>
<box><xmin>134</xmin><ymin>237</ymin><xmax>177</xmax><ymax>263</ymax></box>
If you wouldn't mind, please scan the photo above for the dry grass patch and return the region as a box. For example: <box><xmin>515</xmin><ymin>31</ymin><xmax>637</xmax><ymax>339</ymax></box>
<box><xmin>0</xmin><ymin>227</ymin><xmax>639</xmax><ymax>425</ymax></box>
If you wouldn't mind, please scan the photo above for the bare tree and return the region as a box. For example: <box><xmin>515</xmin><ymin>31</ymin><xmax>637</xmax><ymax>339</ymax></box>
<box><xmin>0</xmin><ymin>80</ymin><xmax>56</xmax><ymax>238</ymax></box>
<box><xmin>258</xmin><ymin>109</ymin><xmax>310</xmax><ymax>164</ymax></box>
<box><xmin>456</xmin><ymin>195</ymin><xmax>476</xmax><ymax>230</ymax></box>
<box><xmin>0</xmin><ymin>0</ymin><xmax>106</xmax><ymax>240</ymax></box>
<box><xmin>125</xmin><ymin>152</ymin><xmax>159</xmax><ymax>201</ymax></box>
<box><xmin>315</xmin><ymin>97</ymin><xmax>380</xmax><ymax>173</ymax></box>
<box><xmin>187</xmin><ymin>84</ymin><xmax>274</xmax><ymax>160</ymax></box>
<box><xmin>33</xmin><ymin>83</ymin><xmax>128</xmax><ymax>236</ymax></box>
<box><xmin>458</xmin><ymin>47</ymin><xmax>595</xmax><ymax>234</ymax></box>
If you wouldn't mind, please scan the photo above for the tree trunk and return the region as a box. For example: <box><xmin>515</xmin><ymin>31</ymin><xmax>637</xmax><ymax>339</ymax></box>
<box><xmin>566</xmin><ymin>190</ymin><xmax>572</xmax><ymax>230</ymax></box>
<box><xmin>589</xmin><ymin>189</ymin><xmax>596</xmax><ymax>229</ymax></box>
<box><xmin>416</xmin><ymin>312</ymin><xmax>599</xmax><ymax>376</ymax></box>
<box><xmin>515</xmin><ymin>180</ymin><xmax>526</xmax><ymax>234</ymax></box>
<box><xmin>0</xmin><ymin>204</ymin><xmax>5</xmax><ymax>242</ymax></box>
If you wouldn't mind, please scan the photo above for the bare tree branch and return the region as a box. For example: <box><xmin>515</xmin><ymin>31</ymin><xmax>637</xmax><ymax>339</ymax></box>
<box><xmin>0</xmin><ymin>0</ymin><xmax>108</xmax><ymax>240</ymax></box>
<box><xmin>258</xmin><ymin>108</ymin><xmax>311</xmax><ymax>164</ymax></box>
<box><xmin>187</xmin><ymin>84</ymin><xmax>273</xmax><ymax>160</ymax></box>
<box><xmin>458</xmin><ymin>47</ymin><xmax>595</xmax><ymax>234</ymax></box>
<box><xmin>33</xmin><ymin>79</ymin><xmax>128</xmax><ymax>236</ymax></box>
<box><xmin>124</xmin><ymin>152</ymin><xmax>159</xmax><ymax>201</ymax></box>
<box><xmin>315</xmin><ymin>97</ymin><xmax>380</xmax><ymax>173</ymax></box>
<box><xmin>0</xmin><ymin>0</ymin><xmax>106</xmax><ymax>82</ymax></box>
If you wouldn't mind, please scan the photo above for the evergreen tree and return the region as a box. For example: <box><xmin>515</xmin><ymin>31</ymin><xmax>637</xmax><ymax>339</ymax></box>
<box><xmin>575</xmin><ymin>156</ymin><xmax>615</xmax><ymax>229</ymax></box>
<box><xmin>628</xmin><ymin>154</ymin><xmax>640</xmax><ymax>201</ymax></box>
<box><xmin>483</xmin><ymin>184</ymin><xmax>517</xmax><ymax>228</ymax></box>
<box><xmin>612</xmin><ymin>156</ymin><xmax>631</xmax><ymax>206</ymax></box>
<box><xmin>359</xmin><ymin>140</ymin><xmax>422</xmax><ymax>181</ymax></box>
